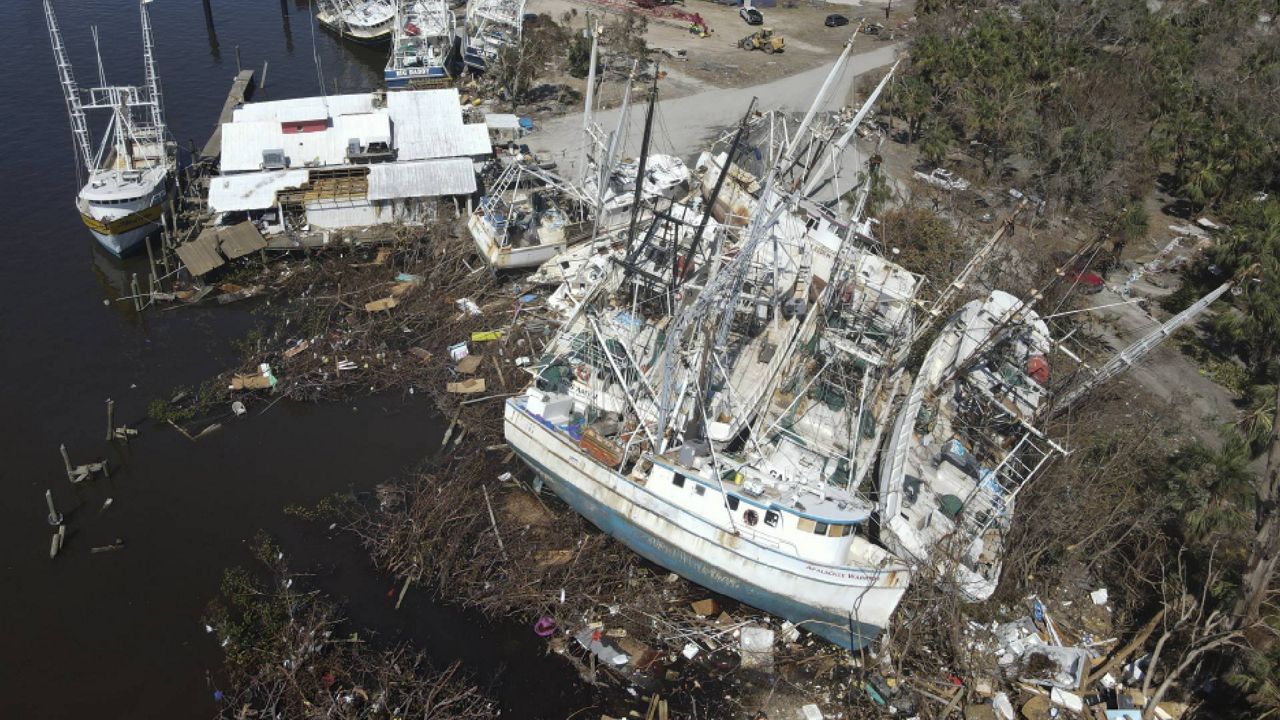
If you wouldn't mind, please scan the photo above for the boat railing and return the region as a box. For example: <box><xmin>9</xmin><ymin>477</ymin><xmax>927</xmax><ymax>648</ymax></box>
<box><xmin>954</xmin><ymin>431</ymin><xmax>1055</xmax><ymax>543</ymax></box>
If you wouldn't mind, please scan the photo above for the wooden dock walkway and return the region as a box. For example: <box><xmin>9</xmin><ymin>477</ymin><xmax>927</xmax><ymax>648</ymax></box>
<box><xmin>200</xmin><ymin>69</ymin><xmax>255</xmax><ymax>161</ymax></box>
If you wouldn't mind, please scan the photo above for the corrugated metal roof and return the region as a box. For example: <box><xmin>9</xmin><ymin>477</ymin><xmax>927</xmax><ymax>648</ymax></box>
<box><xmin>208</xmin><ymin>169</ymin><xmax>310</xmax><ymax>212</ymax></box>
<box><xmin>485</xmin><ymin>113</ymin><xmax>521</xmax><ymax>130</ymax></box>
<box><xmin>176</xmin><ymin>229</ymin><xmax>226</xmax><ymax>276</ymax></box>
<box><xmin>367</xmin><ymin>158</ymin><xmax>477</xmax><ymax>200</ymax></box>
<box><xmin>218</xmin><ymin>222</ymin><xmax>268</xmax><ymax>259</ymax></box>
<box><xmin>386</xmin><ymin>90</ymin><xmax>493</xmax><ymax>160</ymax></box>
<box><xmin>231</xmin><ymin>93</ymin><xmax>374</xmax><ymax>123</ymax></box>
<box><xmin>220</xmin><ymin>114</ymin><xmax>391</xmax><ymax>173</ymax></box>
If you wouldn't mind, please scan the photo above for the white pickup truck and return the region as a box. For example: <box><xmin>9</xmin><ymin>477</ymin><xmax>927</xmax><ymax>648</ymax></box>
<box><xmin>914</xmin><ymin>167</ymin><xmax>970</xmax><ymax>191</ymax></box>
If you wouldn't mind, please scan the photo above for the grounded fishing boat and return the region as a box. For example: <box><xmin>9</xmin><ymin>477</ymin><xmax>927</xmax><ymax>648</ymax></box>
<box><xmin>45</xmin><ymin>0</ymin><xmax>175</xmax><ymax>258</ymax></box>
<box><xmin>469</xmin><ymin>162</ymin><xmax>593</xmax><ymax>270</ymax></box>
<box><xmin>385</xmin><ymin>0</ymin><xmax>456</xmax><ymax>88</ymax></box>
<box><xmin>461</xmin><ymin>0</ymin><xmax>524</xmax><ymax>71</ymax></box>
<box><xmin>503</xmin><ymin>202</ymin><xmax>913</xmax><ymax>648</ymax></box>
<box><xmin>505</xmin><ymin>42</ymin><xmax>920</xmax><ymax>649</ymax></box>
<box><xmin>878</xmin><ymin>290</ymin><xmax>1059</xmax><ymax>601</ymax></box>
<box><xmin>317</xmin><ymin>0</ymin><xmax>396</xmax><ymax>45</ymax></box>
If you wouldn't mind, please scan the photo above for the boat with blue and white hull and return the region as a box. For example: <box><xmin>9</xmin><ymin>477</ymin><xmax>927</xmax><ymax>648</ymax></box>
<box><xmin>506</xmin><ymin>392</ymin><xmax>910</xmax><ymax>649</ymax></box>
<box><xmin>386</xmin><ymin>0</ymin><xmax>456</xmax><ymax>88</ymax></box>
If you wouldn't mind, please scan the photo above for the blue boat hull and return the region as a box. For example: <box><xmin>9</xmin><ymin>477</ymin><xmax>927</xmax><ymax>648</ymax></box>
<box><xmin>511</xmin><ymin>444</ymin><xmax>886</xmax><ymax>650</ymax></box>
<box><xmin>385</xmin><ymin>68</ymin><xmax>450</xmax><ymax>88</ymax></box>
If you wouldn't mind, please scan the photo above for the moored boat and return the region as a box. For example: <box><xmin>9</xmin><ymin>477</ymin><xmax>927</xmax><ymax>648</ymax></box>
<box><xmin>45</xmin><ymin>0</ymin><xmax>175</xmax><ymax>258</ymax></box>
<box><xmin>386</xmin><ymin>0</ymin><xmax>456</xmax><ymax>88</ymax></box>
<box><xmin>317</xmin><ymin>0</ymin><xmax>395</xmax><ymax>45</ymax></box>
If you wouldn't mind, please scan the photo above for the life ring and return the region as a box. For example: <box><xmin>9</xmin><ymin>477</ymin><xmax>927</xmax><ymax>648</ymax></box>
<box><xmin>575</xmin><ymin>364</ymin><xmax>591</xmax><ymax>382</ymax></box>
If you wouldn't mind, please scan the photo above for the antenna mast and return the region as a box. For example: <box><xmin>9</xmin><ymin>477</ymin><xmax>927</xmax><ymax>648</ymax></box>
<box><xmin>139</xmin><ymin>0</ymin><xmax>166</xmax><ymax>136</ymax></box>
<box><xmin>44</xmin><ymin>0</ymin><xmax>93</xmax><ymax>175</ymax></box>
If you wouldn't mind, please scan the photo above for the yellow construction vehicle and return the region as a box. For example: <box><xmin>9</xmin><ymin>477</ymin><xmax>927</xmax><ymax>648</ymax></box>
<box><xmin>738</xmin><ymin>28</ymin><xmax>785</xmax><ymax>54</ymax></box>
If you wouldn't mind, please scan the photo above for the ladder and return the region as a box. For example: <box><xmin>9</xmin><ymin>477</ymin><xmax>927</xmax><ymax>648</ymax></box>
<box><xmin>44</xmin><ymin>0</ymin><xmax>93</xmax><ymax>172</ymax></box>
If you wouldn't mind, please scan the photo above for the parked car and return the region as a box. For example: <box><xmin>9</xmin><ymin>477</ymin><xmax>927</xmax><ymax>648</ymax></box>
<box><xmin>864</xmin><ymin>22</ymin><xmax>884</xmax><ymax>35</ymax></box>
<box><xmin>824</xmin><ymin>14</ymin><xmax>849</xmax><ymax>27</ymax></box>
<box><xmin>740</xmin><ymin>7</ymin><xmax>763</xmax><ymax>25</ymax></box>
<box><xmin>914</xmin><ymin>167</ymin><xmax>970</xmax><ymax>191</ymax></box>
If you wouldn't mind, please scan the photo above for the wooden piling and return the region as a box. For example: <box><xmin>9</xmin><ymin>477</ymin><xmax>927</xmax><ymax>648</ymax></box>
<box><xmin>59</xmin><ymin>445</ymin><xmax>73</xmax><ymax>481</ymax></box>
<box><xmin>45</xmin><ymin>489</ymin><xmax>63</xmax><ymax>526</ymax></box>
<box><xmin>105</xmin><ymin>399</ymin><xmax>115</xmax><ymax>441</ymax></box>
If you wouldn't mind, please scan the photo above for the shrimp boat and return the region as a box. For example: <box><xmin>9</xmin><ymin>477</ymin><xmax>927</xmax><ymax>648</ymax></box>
<box><xmin>877</xmin><ymin>290</ymin><xmax>1061</xmax><ymax>601</ymax></box>
<box><xmin>461</xmin><ymin>0</ymin><xmax>524</xmax><ymax>71</ymax></box>
<box><xmin>504</xmin><ymin>192</ymin><xmax>913</xmax><ymax>649</ymax></box>
<box><xmin>875</xmin><ymin>260</ymin><xmax>1244</xmax><ymax>601</ymax></box>
<box><xmin>469</xmin><ymin>161</ymin><xmax>594</xmax><ymax>270</ymax></box>
<box><xmin>44</xmin><ymin>0</ymin><xmax>175</xmax><ymax>258</ymax></box>
<box><xmin>385</xmin><ymin>0</ymin><xmax>456</xmax><ymax>88</ymax></box>
<box><xmin>505</xmin><ymin>46</ymin><xmax>920</xmax><ymax>650</ymax></box>
<box><xmin>317</xmin><ymin>0</ymin><xmax>395</xmax><ymax>45</ymax></box>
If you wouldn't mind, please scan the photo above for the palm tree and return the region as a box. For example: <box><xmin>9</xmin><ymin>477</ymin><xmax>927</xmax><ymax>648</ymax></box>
<box><xmin>1170</xmin><ymin>434</ymin><xmax>1255</xmax><ymax>543</ymax></box>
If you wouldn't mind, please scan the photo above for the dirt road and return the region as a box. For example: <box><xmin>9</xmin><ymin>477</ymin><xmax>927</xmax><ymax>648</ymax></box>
<box><xmin>525</xmin><ymin>43</ymin><xmax>901</xmax><ymax>177</ymax></box>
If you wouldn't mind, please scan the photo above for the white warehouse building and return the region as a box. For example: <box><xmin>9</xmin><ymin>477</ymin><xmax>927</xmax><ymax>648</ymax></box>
<box><xmin>208</xmin><ymin>88</ymin><xmax>494</xmax><ymax>230</ymax></box>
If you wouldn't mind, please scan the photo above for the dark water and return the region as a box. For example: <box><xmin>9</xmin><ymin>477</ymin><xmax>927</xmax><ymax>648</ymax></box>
<box><xmin>0</xmin><ymin>1</ymin><xmax>587</xmax><ymax>716</ymax></box>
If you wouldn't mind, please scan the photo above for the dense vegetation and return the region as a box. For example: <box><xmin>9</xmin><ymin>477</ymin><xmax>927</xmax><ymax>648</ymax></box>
<box><xmin>886</xmin><ymin>1</ymin><xmax>1279</xmax><ymax>715</ymax></box>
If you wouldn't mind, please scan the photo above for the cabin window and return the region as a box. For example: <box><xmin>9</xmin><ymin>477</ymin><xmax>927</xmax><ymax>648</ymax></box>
<box><xmin>726</xmin><ymin>496</ymin><xmax>740</xmax><ymax>511</ymax></box>
<box><xmin>764</xmin><ymin>511</ymin><xmax>780</xmax><ymax>528</ymax></box>
<box><xmin>814</xmin><ymin>522</ymin><xmax>830</xmax><ymax>536</ymax></box>
<box><xmin>797</xmin><ymin>518</ymin><xmax>816</xmax><ymax>533</ymax></box>
<box><xmin>828</xmin><ymin>524</ymin><xmax>849</xmax><ymax>538</ymax></box>
<box><xmin>672</xmin><ymin>475</ymin><xmax>685</xmax><ymax>488</ymax></box>
<box><xmin>694</xmin><ymin>484</ymin><xmax>706</xmax><ymax>496</ymax></box>
<box><xmin>743</xmin><ymin>509</ymin><xmax>758</xmax><ymax>526</ymax></box>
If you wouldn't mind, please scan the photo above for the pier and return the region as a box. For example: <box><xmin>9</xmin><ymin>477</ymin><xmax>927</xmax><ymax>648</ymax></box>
<box><xmin>200</xmin><ymin>69</ymin><xmax>255</xmax><ymax>161</ymax></box>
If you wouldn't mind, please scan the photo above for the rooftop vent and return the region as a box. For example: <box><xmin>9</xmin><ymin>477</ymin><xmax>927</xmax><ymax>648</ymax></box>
<box><xmin>261</xmin><ymin>149</ymin><xmax>288</xmax><ymax>170</ymax></box>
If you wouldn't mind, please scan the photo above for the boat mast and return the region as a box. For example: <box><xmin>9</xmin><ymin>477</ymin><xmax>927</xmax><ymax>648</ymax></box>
<box><xmin>1046</xmin><ymin>279</ymin><xmax>1239</xmax><ymax>417</ymax></box>
<box><xmin>625</xmin><ymin>68</ymin><xmax>659</xmax><ymax>256</ymax></box>
<box><xmin>680</xmin><ymin>98</ymin><xmax>757</xmax><ymax>284</ymax></box>
<box><xmin>800</xmin><ymin>58</ymin><xmax>900</xmax><ymax>198</ymax></box>
<box><xmin>139</xmin><ymin>0</ymin><xmax>166</xmax><ymax>138</ymax></box>
<box><xmin>775</xmin><ymin>26</ymin><xmax>859</xmax><ymax>184</ymax></box>
<box><xmin>44</xmin><ymin>0</ymin><xmax>93</xmax><ymax>178</ymax></box>
<box><xmin>578</xmin><ymin>20</ymin><xmax>600</xmax><ymax>185</ymax></box>
<box><xmin>91</xmin><ymin>26</ymin><xmax>108</xmax><ymax>87</ymax></box>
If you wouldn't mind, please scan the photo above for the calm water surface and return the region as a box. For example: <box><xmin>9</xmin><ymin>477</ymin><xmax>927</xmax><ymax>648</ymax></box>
<box><xmin>0</xmin><ymin>1</ymin><xmax>586</xmax><ymax>716</ymax></box>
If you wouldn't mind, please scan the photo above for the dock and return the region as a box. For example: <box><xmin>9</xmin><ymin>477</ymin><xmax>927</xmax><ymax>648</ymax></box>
<box><xmin>200</xmin><ymin>69</ymin><xmax>255</xmax><ymax>161</ymax></box>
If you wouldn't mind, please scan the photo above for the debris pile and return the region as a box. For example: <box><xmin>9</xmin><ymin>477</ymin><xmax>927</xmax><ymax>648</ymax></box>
<box><xmin>205</xmin><ymin>534</ymin><xmax>498</xmax><ymax>720</ymax></box>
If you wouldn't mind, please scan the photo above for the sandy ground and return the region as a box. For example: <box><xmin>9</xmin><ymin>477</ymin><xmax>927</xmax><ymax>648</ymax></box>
<box><xmin>527</xmin><ymin>0</ymin><xmax>907</xmax><ymax>95</ymax></box>
<box><xmin>1076</xmin><ymin>276</ymin><xmax>1239</xmax><ymax>445</ymax></box>
<box><xmin>526</xmin><ymin>42</ymin><xmax>901</xmax><ymax>177</ymax></box>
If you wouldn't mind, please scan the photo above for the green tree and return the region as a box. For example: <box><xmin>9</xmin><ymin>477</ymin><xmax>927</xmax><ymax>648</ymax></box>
<box><xmin>1168</xmin><ymin>435</ymin><xmax>1255</xmax><ymax>548</ymax></box>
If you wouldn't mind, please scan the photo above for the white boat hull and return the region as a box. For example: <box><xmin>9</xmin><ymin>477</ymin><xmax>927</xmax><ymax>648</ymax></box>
<box><xmin>505</xmin><ymin>398</ymin><xmax>910</xmax><ymax>649</ymax></box>
<box><xmin>469</xmin><ymin>213</ymin><xmax>566</xmax><ymax>270</ymax></box>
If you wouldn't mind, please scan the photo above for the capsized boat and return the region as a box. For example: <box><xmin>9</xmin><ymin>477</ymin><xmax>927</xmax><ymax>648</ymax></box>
<box><xmin>45</xmin><ymin>0</ymin><xmax>175</xmax><ymax>257</ymax></box>
<box><xmin>317</xmin><ymin>0</ymin><xmax>395</xmax><ymax>45</ymax></box>
<box><xmin>385</xmin><ymin>0</ymin><xmax>456</xmax><ymax>88</ymax></box>
<box><xmin>878</xmin><ymin>290</ymin><xmax>1059</xmax><ymax>601</ymax></box>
